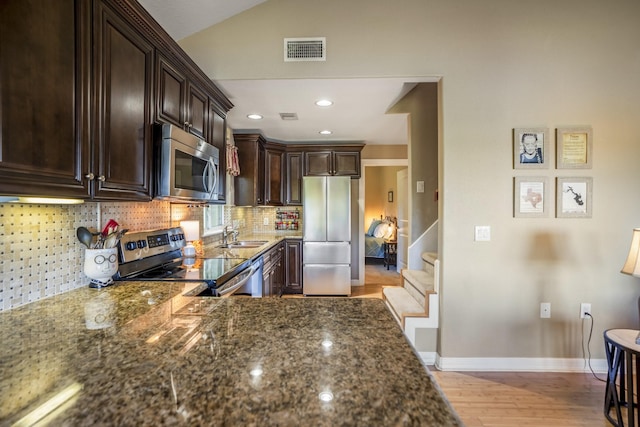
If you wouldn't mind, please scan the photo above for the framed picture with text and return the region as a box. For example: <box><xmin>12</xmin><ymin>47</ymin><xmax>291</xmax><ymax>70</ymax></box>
<box><xmin>556</xmin><ymin>127</ymin><xmax>592</xmax><ymax>169</ymax></box>
<box><xmin>513</xmin><ymin>128</ymin><xmax>549</xmax><ymax>169</ymax></box>
<box><xmin>514</xmin><ymin>176</ymin><xmax>548</xmax><ymax>218</ymax></box>
<box><xmin>556</xmin><ymin>177</ymin><xmax>592</xmax><ymax>218</ymax></box>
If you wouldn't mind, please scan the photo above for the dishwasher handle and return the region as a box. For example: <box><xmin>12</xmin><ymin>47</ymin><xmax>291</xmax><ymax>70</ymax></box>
<box><xmin>218</xmin><ymin>263</ymin><xmax>260</xmax><ymax>297</ymax></box>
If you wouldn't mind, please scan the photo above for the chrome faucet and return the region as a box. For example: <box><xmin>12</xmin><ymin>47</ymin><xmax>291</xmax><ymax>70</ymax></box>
<box><xmin>222</xmin><ymin>225</ymin><xmax>239</xmax><ymax>245</ymax></box>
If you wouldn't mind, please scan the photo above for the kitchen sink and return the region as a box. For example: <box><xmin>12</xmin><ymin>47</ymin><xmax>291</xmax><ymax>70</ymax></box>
<box><xmin>216</xmin><ymin>240</ymin><xmax>268</xmax><ymax>249</ymax></box>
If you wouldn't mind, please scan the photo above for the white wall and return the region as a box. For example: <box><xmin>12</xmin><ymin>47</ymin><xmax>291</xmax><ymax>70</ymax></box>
<box><xmin>180</xmin><ymin>0</ymin><xmax>640</xmax><ymax>361</ymax></box>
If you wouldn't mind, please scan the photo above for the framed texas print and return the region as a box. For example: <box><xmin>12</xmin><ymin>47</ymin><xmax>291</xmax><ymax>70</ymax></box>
<box><xmin>556</xmin><ymin>177</ymin><xmax>592</xmax><ymax>218</ymax></box>
<box><xmin>513</xmin><ymin>128</ymin><xmax>549</xmax><ymax>169</ymax></box>
<box><xmin>514</xmin><ymin>177</ymin><xmax>548</xmax><ymax>217</ymax></box>
<box><xmin>556</xmin><ymin>127</ymin><xmax>592</xmax><ymax>169</ymax></box>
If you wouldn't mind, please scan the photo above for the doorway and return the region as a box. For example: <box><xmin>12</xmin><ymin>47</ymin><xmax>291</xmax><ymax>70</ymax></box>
<box><xmin>357</xmin><ymin>159</ymin><xmax>408</xmax><ymax>285</ymax></box>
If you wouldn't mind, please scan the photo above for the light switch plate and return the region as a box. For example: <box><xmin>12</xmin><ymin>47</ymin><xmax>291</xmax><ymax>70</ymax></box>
<box><xmin>416</xmin><ymin>181</ymin><xmax>425</xmax><ymax>193</ymax></box>
<box><xmin>474</xmin><ymin>226</ymin><xmax>491</xmax><ymax>241</ymax></box>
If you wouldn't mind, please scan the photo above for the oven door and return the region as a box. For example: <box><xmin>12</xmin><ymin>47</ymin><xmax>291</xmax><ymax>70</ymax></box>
<box><xmin>157</xmin><ymin>128</ymin><xmax>219</xmax><ymax>202</ymax></box>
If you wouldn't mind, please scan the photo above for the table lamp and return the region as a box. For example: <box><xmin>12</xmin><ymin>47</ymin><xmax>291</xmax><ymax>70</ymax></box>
<box><xmin>180</xmin><ymin>220</ymin><xmax>200</xmax><ymax>258</ymax></box>
<box><xmin>621</xmin><ymin>228</ymin><xmax>640</xmax><ymax>343</ymax></box>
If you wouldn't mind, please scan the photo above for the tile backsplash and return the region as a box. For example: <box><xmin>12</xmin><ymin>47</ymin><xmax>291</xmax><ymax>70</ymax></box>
<box><xmin>0</xmin><ymin>201</ymin><xmax>301</xmax><ymax>311</ymax></box>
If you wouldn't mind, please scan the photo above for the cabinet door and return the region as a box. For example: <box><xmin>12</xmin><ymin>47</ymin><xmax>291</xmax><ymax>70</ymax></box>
<box><xmin>0</xmin><ymin>0</ymin><xmax>90</xmax><ymax>197</ymax></box>
<box><xmin>93</xmin><ymin>0</ymin><xmax>154</xmax><ymax>200</ymax></box>
<box><xmin>285</xmin><ymin>152</ymin><xmax>303</xmax><ymax>205</ymax></box>
<box><xmin>304</xmin><ymin>151</ymin><xmax>332</xmax><ymax>176</ymax></box>
<box><xmin>284</xmin><ymin>239</ymin><xmax>303</xmax><ymax>294</ymax></box>
<box><xmin>157</xmin><ymin>56</ymin><xmax>186</xmax><ymax>128</ymax></box>
<box><xmin>186</xmin><ymin>83</ymin><xmax>207</xmax><ymax>140</ymax></box>
<box><xmin>333</xmin><ymin>151</ymin><xmax>361</xmax><ymax>177</ymax></box>
<box><xmin>264</xmin><ymin>149</ymin><xmax>283</xmax><ymax>206</ymax></box>
<box><xmin>257</xmin><ymin>143</ymin><xmax>265</xmax><ymax>205</ymax></box>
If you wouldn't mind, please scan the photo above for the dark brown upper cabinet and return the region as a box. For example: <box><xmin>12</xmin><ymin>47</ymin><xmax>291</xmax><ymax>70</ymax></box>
<box><xmin>285</xmin><ymin>152</ymin><xmax>303</xmax><ymax>206</ymax></box>
<box><xmin>157</xmin><ymin>56</ymin><xmax>208</xmax><ymax>140</ymax></box>
<box><xmin>0</xmin><ymin>0</ymin><xmax>91</xmax><ymax>198</ymax></box>
<box><xmin>264</xmin><ymin>144</ymin><xmax>284</xmax><ymax>206</ymax></box>
<box><xmin>304</xmin><ymin>149</ymin><xmax>361</xmax><ymax>178</ymax></box>
<box><xmin>0</xmin><ymin>0</ymin><xmax>232</xmax><ymax>201</ymax></box>
<box><xmin>234</xmin><ymin>134</ymin><xmax>266</xmax><ymax>206</ymax></box>
<box><xmin>92</xmin><ymin>0</ymin><xmax>154</xmax><ymax>200</ymax></box>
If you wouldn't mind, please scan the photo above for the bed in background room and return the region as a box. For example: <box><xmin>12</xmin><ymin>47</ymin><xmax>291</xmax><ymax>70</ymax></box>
<box><xmin>365</xmin><ymin>217</ymin><xmax>397</xmax><ymax>260</ymax></box>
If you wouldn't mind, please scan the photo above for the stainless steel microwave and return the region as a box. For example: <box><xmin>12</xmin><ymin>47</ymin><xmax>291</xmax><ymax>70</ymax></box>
<box><xmin>156</xmin><ymin>124</ymin><xmax>220</xmax><ymax>202</ymax></box>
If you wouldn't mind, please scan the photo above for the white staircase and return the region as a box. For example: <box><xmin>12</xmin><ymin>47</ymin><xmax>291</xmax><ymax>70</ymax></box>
<box><xmin>383</xmin><ymin>252</ymin><xmax>439</xmax><ymax>347</ymax></box>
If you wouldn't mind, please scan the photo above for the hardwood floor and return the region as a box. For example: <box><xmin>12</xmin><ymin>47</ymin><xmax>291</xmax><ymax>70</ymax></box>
<box><xmin>430</xmin><ymin>370</ymin><xmax>609</xmax><ymax>427</ymax></box>
<box><xmin>351</xmin><ymin>261</ymin><xmax>402</xmax><ymax>298</ymax></box>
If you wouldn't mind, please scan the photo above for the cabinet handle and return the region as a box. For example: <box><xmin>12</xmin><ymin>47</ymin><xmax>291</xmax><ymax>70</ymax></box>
<box><xmin>85</xmin><ymin>173</ymin><xmax>95</xmax><ymax>180</ymax></box>
<box><xmin>97</xmin><ymin>175</ymin><xmax>106</xmax><ymax>182</ymax></box>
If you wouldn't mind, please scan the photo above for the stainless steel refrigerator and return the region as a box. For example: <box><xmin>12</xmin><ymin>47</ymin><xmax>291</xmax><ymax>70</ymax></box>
<box><xmin>303</xmin><ymin>176</ymin><xmax>351</xmax><ymax>296</ymax></box>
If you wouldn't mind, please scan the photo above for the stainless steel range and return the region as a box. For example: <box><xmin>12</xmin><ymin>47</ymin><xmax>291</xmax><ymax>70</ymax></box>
<box><xmin>114</xmin><ymin>227</ymin><xmax>263</xmax><ymax>297</ymax></box>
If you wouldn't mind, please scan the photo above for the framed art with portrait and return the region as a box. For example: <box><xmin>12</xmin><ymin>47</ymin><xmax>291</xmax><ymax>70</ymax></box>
<box><xmin>513</xmin><ymin>128</ymin><xmax>549</xmax><ymax>169</ymax></box>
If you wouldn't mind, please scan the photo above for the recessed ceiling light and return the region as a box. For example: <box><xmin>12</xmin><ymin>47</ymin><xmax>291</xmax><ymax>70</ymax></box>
<box><xmin>319</xmin><ymin>130</ymin><xmax>332</xmax><ymax>135</ymax></box>
<box><xmin>247</xmin><ymin>114</ymin><xmax>263</xmax><ymax>120</ymax></box>
<box><xmin>315</xmin><ymin>99</ymin><xmax>333</xmax><ymax>107</ymax></box>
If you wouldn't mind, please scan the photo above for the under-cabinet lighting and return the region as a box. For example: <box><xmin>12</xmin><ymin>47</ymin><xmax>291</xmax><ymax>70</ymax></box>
<box><xmin>14</xmin><ymin>382</ymin><xmax>82</xmax><ymax>427</ymax></box>
<box><xmin>0</xmin><ymin>196</ymin><xmax>85</xmax><ymax>204</ymax></box>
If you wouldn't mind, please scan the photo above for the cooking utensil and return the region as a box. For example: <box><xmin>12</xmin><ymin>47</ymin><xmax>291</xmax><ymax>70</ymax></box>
<box><xmin>76</xmin><ymin>227</ymin><xmax>94</xmax><ymax>248</ymax></box>
<box><xmin>101</xmin><ymin>219</ymin><xmax>119</xmax><ymax>237</ymax></box>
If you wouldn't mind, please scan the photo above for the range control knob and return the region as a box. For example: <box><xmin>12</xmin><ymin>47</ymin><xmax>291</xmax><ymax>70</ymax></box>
<box><xmin>137</xmin><ymin>240</ymin><xmax>147</xmax><ymax>249</ymax></box>
<box><xmin>125</xmin><ymin>241</ymin><xmax>137</xmax><ymax>251</ymax></box>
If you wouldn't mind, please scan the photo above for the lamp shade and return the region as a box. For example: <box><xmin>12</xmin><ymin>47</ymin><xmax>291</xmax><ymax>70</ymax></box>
<box><xmin>180</xmin><ymin>220</ymin><xmax>200</xmax><ymax>242</ymax></box>
<box><xmin>621</xmin><ymin>228</ymin><xmax>640</xmax><ymax>277</ymax></box>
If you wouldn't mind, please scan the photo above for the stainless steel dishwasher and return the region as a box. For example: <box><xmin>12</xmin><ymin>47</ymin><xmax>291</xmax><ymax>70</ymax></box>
<box><xmin>221</xmin><ymin>256</ymin><xmax>264</xmax><ymax>297</ymax></box>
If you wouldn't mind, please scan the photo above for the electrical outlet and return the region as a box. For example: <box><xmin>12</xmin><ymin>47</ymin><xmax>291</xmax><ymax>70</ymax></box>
<box><xmin>540</xmin><ymin>302</ymin><xmax>551</xmax><ymax>318</ymax></box>
<box><xmin>580</xmin><ymin>303</ymin><xmax>591</xmax><ymax>319</ymax></box>
<box><xmin>263</xmin><ymin>216</ymin><xmax>269</xmax><ymax>226</ymax></box>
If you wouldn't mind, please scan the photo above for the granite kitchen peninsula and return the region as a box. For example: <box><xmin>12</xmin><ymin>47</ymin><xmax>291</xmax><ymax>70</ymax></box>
<box><xmin>0</xmin><ymin>281</ymin><xmax>461</xmax><ymax>426</ymax></box>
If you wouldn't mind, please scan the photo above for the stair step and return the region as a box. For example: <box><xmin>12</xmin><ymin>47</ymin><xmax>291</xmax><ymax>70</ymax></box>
<box><xmin>402</xmin><ymin>269</ymin><xmax>435</xmax><ymax>299</ymax></box>
<box><xmin>382</xmin><ymin>287</ymin><xmax>425</xmax><ymax>325</ymax></box>
<box><xmin>422</xmin><ymin>252</ymin><xmax>438</xmax><ymax>265</ymax></box>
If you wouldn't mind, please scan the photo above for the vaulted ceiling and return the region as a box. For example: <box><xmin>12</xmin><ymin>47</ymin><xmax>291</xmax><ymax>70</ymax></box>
<box><xmin>137</xmin><ymin>0</ymin><xmax>418</xmax><ymax>145</ymax></box>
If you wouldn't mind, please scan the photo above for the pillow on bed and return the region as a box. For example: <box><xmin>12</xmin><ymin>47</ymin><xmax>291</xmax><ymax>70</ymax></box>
<box><xmin>373</xmin><ymin>223</ymin><xmax>388</xmax><ymax>238</ymax></box>
<box><xmin>367</xmin><ymin>220</ymin><xmax>382</xmax><ymax>236</ymax></box>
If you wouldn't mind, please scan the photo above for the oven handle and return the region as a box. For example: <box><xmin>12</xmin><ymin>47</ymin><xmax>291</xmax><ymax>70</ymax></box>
<box><xmin>218</xmin><ymin>263</ymin><xmax>259</xmax><ymax>297</ymax></box>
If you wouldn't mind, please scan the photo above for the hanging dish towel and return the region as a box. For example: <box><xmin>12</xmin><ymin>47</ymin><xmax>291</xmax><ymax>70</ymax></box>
<box><xmin>226</xmin><ymin>144</ymin><xmax>240</xmax><ymax>176</ymax></box>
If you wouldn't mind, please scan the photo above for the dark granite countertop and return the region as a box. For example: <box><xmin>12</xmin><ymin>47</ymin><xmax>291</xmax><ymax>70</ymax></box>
<box><xmin>0</xmin><ymin>280</ymin><xmax>462</xmax><ymax>426</ymax></box>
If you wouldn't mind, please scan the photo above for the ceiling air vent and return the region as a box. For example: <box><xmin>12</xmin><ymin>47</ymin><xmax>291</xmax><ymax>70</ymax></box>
<box><xmin>284</xmin><ymin>37</ymin><xmax>326</xmax><ymax>62</ymax></box>
<box><xmin>279</xmin><ymin>112</ymin><xmax>298</xmax><ymax>120</ymax></box>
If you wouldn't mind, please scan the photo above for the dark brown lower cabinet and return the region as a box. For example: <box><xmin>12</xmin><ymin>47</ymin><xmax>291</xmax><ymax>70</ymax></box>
<box><xmin>262</xmin><ymin>242</ymin><xmax>284</xmax><ymax>297</ymax></box>
<box><xmin>284</xmin><ymin>238</ymin><xmax>303</xmax><ymax>294</ymax></box>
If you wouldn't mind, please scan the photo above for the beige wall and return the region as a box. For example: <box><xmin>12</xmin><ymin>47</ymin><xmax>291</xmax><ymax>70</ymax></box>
<box><xmin>361</xmin><ymin>145</ymin><xmax>408</xmax><ymax>160</ymax></box>
<box><xmin>388</xmin><ymin>83</ymin><xmax>438</xmax><ymax>242</ymax></box>
<box><xmin>181</xmin><ymin>0</ymin><xmax>640</xmax><ymax>361</ymax></box>
<box><xmin>365</xmin><ymin>166</ymin><xmax>404</xmax><ymax>226</ymax></box>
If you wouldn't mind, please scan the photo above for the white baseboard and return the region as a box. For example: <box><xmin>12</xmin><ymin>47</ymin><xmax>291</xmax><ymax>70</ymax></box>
<box><xmin>434</xmin><ymin>355</ymin><xmax>608</xmax><ymax>373</ymax></box>
<box><xmin>417</xmin><ymin>352</ymin><xmax>437</xmax><ymax>365</ymax></box>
